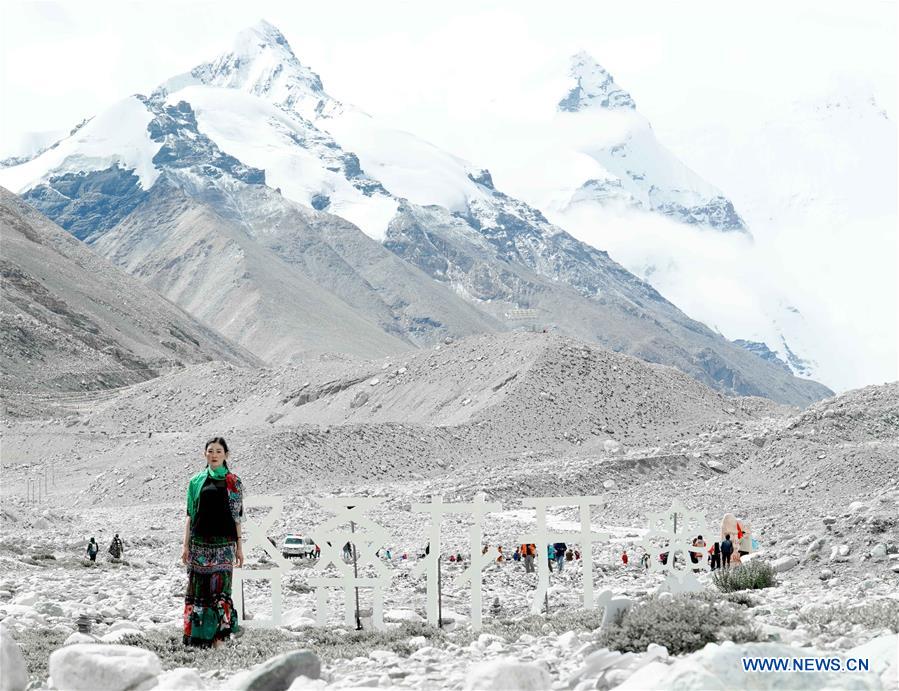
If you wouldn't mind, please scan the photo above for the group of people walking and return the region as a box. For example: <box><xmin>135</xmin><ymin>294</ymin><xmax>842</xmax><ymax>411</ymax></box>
<box><xmin>85</xmin><ymin>534</ymin><xmax>124</xmax><ymax>561</ymax></box>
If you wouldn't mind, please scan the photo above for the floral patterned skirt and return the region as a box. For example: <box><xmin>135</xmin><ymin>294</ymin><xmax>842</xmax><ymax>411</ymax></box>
<box><xmin>183</xmin><ymin>536</ymin><xmax>238</xmax><ymax>647</ymax></box>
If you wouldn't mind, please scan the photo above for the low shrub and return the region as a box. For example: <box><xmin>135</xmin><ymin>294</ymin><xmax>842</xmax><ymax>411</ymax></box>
<box><xmin>9</xmin><ymin>628</ymin><xmax>69</xmax><ymax>686</ymax></box>
<box><xmin>867</xmin><ymin>517</ymin><xmax>896</xmax><ymax>534</ymax></box>
<box><xmin>119</xmin><ymin>621</ymin><xmax>448</xmax><ymax>671</ymax></box>
<box><xmin>119</xmin><ymin>628</ymin><xmax>304</xmax><ymax>671</ymax></box>
<box><xmin>725</xmin><ymin>592</ymin><xmax>758</xmax><ymax>608</ymax></box>
<box><xmin>713</xmin><ymin>561</ymin><xmax>777</xmax><ymax>592</ymax></box>
<box><xmin>798</xmin><ymin>599</ymin><xmax>899</xmax><ymax>633</ymax></box>
<box><xmin>599</xmin><ymin>592</ymin><xmax>760</xmax><ymax>655</ymax></box>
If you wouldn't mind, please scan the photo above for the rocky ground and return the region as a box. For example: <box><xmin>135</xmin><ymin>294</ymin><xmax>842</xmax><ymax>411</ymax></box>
<box><xmin>1</xmin><ymin>333</ymin><xmax>897</xmax><ymax>690</ymax></box>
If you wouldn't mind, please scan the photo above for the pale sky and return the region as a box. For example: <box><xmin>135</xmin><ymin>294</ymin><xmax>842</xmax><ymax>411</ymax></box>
<box><xmin>1</xmin><ymin>0</ymin><xmax>896</xmax><ymax>156</ymax></box>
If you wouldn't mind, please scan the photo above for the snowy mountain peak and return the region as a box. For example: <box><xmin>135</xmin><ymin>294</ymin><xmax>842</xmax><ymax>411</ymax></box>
<box><xmin>187</xmin><ymin>19</ymin><xmax>334</xmax><ymax>119</ymax></box>
<box><xmin>558</xmin><ymin>52</ymin><xmax>636</xmax><ymax>112</ymax></box>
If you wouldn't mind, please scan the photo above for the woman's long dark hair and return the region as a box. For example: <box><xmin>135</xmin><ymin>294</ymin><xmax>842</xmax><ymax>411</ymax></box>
<box><xmin>205</xmin><ymin>437</ymin><xmax>229</xmax><ymax>468</ymax></box>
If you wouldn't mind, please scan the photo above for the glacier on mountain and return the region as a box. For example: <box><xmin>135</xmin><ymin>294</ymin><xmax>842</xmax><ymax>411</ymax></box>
<box><xmin>0</xmin><ymin>19</ymin><xmax>834</xmax><ymax>403</ymax></box>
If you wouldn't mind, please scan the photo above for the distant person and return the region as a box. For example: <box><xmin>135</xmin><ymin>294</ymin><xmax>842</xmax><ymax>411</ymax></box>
<box><xmin>621</xmin><ymin>550</ymin><xmax>628</xmax><ymax>566</ymax></box>
<box><xmin>496</xmin><ymin>546</ymin><xmax>505</xmax><ymax>563</ymax></box>
<box><xmin>86</xmin><ymin>537</ymin><xmax>98</xmax><ymax>562</ymax></box>
<box><xmin>721</xmin><ymin>534</ymin><xmax>734</xmax><ymax>569</ymax></box>
<box><xmin>710</xmin><ymin>542</ymin><xmax>721</xmax><ymax>571</ymax></box>
<box><xmin>640</xmin><ymin>551</ymin><xmax>650</xmax><ymax>569</ymax></box>
<box><xmin>521</xmin><ymin>543</ymin><xmax>536</xmax><ymax>573</ymax></box>
<box><xmin>455</xmin><ymin>552</ymin><xmax>463</xmax><ymax>563</ymax></box>
<box><xmin>574</xmin><ymin>549</ymin><xmax>581</xmax><ymax>560</ymax></box>
<box><xmin>691</xmin><ymin>535</ymin><xmax>706</xmax><ymax>569</ymax></box>
<box><xmin>314</xmin><ymin>544</ymin><xmax>321</xmax><ymax>559</ymax></box>
<box><xmin>547</xmin><ymin>544</ymin><xmax>554</xmax><ymax>572</ymax></box>
<box><xmin>108</xmin><ymin>534</ymin><xmax>124</xmax><ymax>560</ymax></box>
<box><xmin>512</xmin><ymin>547</ymin><xmax>521</xmax><ymax>562</ymax></box>
<box><xmin>553</xmin><ymin>543</ymin><xmax>567</xmax><ymax>572</ymax></box>
<box><xmin>449</xmin><ymin>554</ymin><xmax>456</xmax><ymax>562</ymax></box>
<box><xmin>565</xmin><ymin>548</ymin><xmax>574</xmax><ymax>562</ymax></box>
<box><xmin>343</xmin><ymin>542</ymin><xmax>353</xmax><ymax>561</ymax></box>
<box><xmin>181</xmin><ymin>437</ymin><xmax>243</xmax><ymax>648</ymax></box>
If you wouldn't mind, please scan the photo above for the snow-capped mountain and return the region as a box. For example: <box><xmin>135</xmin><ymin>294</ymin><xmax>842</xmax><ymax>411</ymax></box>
<box><xmin>445</xmin><ymin>51</ymin><xmax>831</xmax><ymax>383</ymax></box>
<box><xmin>550</xmin><ymin>53</ymin><xmax>747</xmax><ymax>233</ymax></box>
<box><xmin>0</xmin><ymin>20</ymin><xmax>832</xmax><ymax>405</ymax></box>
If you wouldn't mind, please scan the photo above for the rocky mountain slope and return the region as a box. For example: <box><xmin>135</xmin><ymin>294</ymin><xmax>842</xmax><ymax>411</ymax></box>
<box><xmin>0</xmin><ymin>21</ymin><xmax>832</xmax><ymax>406</ymax></box>
<box><xmin>1</xmin><ymin>330</ymin><xmax>895</xmax><ymax>689</ymax></box>
<box><xmin>0</xmin><ymin>187</ymin><xmax>258</xmax><ymax>414</ymax></box>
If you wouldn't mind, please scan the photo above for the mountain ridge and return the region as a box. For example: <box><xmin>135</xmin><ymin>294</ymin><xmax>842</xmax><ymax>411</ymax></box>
<box><xmin>0</xmin><ymin>21</ymin><xmax>834</xmax><ymax>406</ymax></box>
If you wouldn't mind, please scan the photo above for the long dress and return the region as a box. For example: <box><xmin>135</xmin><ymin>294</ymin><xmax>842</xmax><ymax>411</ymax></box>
<box><xmin>183</xmin><ymin>473</ymin><xmax>243</xmax><ymax>647</ymax></box>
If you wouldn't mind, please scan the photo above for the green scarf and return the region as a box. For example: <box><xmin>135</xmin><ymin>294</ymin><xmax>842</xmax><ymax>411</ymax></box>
<box><xmin>186</xmin><ymin>464</ymin><xmax>228</xmax><ymax>521</ymax></box>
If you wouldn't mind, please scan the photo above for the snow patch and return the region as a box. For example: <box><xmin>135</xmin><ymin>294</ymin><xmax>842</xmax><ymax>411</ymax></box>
<box><xmin>0</xmin><ymin>97</ymin><xmax>161</xmax><ymax>192</ymax></box>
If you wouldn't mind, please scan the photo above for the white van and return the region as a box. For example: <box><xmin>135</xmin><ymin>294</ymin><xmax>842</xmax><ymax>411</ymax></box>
<box><xmin>281</xmin><ymin>535</ymin><xmax>316</xmax><ymax>558</ymax></box>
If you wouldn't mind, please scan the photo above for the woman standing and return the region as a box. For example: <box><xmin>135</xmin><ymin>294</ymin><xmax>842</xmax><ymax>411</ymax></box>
<box><xmin>181</xmin><ymin>437</ymin><xmax>244</xmax><ymax>647</ymax></box>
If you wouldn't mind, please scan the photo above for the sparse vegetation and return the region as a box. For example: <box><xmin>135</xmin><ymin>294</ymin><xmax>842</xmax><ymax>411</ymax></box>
<box><xmin>119</xmin><ymin>628</ymin><xmax>306</xmax><ymax>671</ymax></box>
<box><xmin>9</xmin><ymin>628</ymin><xmax>69</xmax><ymax>687</ymax></box>
<box><xmin>599</xmin><ymin>592</ymin><xmax>760</xmax><ymax>655</ymax></box>
<box><xmin>118</xmin><ymin>622</ymin><xmax>449</xmax><ymax>671</ymax></box>
<box><xmin>798</xmin><ymin>599</ymin><xmax>899</xmax><ymax>634</ymax></box>
<box><xmin>867</xmin><ymin>516</ymin><xmax>896</xmax><ymax>534</ymax></box>
<box><xmin>713</xmin><ymin>561</ymin><xmax>777</xmax><ymax>592</ymax></box>
<box><xmin>725</xmin><ymin>591</ymin><xmax>759</xmax><ymax>608</ymax></box>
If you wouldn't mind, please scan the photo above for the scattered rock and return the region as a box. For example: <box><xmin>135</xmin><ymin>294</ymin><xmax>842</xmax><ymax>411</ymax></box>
<box><xmin>63</xmin><ymin>632</ymin><xmax>98</xmax><ymax>646</ymax></box>
<box><xmin>805</xmin><ymin>538</ymin><xmax>825</xmax><ymax>556</ymax></box>
<box><xmin>771</xmin><ymin>556</ymin><xmax>798</xmax><ymax>573</ymax></box>
<box><xmin>155</xmin><ymin>667</ymin><xmax>206</xmax><ymax>689</ymax></box>
<box><xmin>235</xmin><ymin>650</ymin><xmax>321</xmax><ymax>691</ymax></box>
<box><xmin>0</xmin><ymin>624</ymin><xmax>27</xmax><ymax>691</ymax></box>
<box><xmin>464</xmin><ymin>659</ymin><xmax>552</xmax><ymax>691</ymax></box>
<box><xmin>48</xmin><ymin>644</ymin><xmax>161</xmax><ymax>691</ymax></box>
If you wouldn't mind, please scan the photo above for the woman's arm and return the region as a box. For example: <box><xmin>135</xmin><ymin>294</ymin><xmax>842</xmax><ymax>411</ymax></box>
<box><xmin>235</xmin><ymin>521</ymin><xmax>244</xmax><ymax>568</ymax></box>
<box><xmin>181</xmin><ymin>516</ymin><xmax>191</xmax><ymax>564</ymax></box>
<box><xmin>226</xmin><ymin>474</ymin><xmax>245</xmax><ymax>568</ymax></box>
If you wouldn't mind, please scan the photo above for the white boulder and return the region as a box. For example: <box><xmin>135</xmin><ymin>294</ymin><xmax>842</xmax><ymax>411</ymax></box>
<box><xmin>11</xmin><ymin>592</ymin><xmax>37</xmax><ymax>607</ymax></box>
<box><xmin>465</xmin><ymin>659</ymin><xmax>552</xmax><ymax>690</ymax></box>
<box><xmin>99</xmin><ymin>628</ymin><xmax>142</xmax><ymax>643</ymax></box>
<box><xmin>383</xmin><ymin>609</ymin><xmax>423</xmax><ymax>624</ymax></box>
<box><xmin>49</xmin><ymin>643</ymin><xmax>161</xmax><ymax>691</ymax></box>
<box><xmin>154</xmin><ymin>667</ymin><xmax>206</xmax><ymax>689</ymax></box>
<box><xmin>63</xmin><ymin>632</ymin><xmax>98</xmax><ymax>646</ymax></box>
<box><xmin>611</xmin><ymin>641</ymin><xmax>883</xmax><ymax>690</ymax></box>
<box><xmin>771</xmin><ymin>556</ymin><xmax>798</xmax><ymax>573</ymax></box>
<box><xmin>0</xmin><ymin>624</ymin><xmax>27</xmax><ymax>691</ymax></box>
<box><xmin>849</xmin><ymin>634</ymin><xmax>898</xmax><ymax>690</ymax></box>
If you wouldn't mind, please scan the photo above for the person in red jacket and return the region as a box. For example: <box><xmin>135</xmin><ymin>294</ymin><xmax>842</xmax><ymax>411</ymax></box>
<box><xmin>622</xmin><ymin>550</ymin><xmax>629</xmax><ymax>565</ymax></box>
